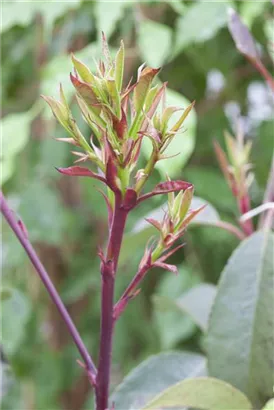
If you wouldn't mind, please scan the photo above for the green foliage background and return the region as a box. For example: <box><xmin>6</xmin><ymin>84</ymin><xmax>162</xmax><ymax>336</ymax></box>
<box><xmin>1</xmin><ymin>1</ymin><xmax>273</xmax><ymax>409</ymax></box>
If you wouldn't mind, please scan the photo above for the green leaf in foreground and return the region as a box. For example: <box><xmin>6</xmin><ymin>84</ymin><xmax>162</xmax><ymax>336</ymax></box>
<box><xmin>206</xmin><ymin>231</ymin><xmax>274</xmax><ymax>408</ymax></box>
<box><xmin>143</xmin><ymin>377</ymin><xmax>252</xmax><ymax>410</ymax></box>
<box><xmin>111</xmin><ymin>352</ymin><xmax>206</xmax><ymax>410</ymax></box>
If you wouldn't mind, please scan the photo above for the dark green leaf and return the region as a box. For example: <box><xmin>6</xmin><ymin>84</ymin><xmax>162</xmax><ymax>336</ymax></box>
<box><xmin>206</xmin><ymin>231</ymin><xmax>274</xmax><ymax>407</ymax></box>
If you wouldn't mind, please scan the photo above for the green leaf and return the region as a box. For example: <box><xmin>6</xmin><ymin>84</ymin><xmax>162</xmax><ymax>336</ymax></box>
<box><xmin>240</xmin><ymin>0</ymin><xmax>268</xmax><ymax>27</ymax></box>
<box><xmin>132</xmin><ymin>196</ymin><xmax>219</xmax><ymax>235</ymax></box>
<box><xmin>94</xmin><ymin>1</ymin><xmax>128</xmax><ymax>38</ymax></box>
<box><xmin>143</xmin><ymin>377</ymin><xmax>253</xmax><ymax>410</ymax></box>
<box><xmin>1</xmin><ymin>158</ymin><xmax>15</xmax><ymax>186</ymax></box>
<box><xmin>142</xmin><ymin>87</ymin><xmax>196</xmax><ymax>178</ymax></box>
<box><xmin>252</xmin><ymin>120</ymin><xmax>274</xmax><ymax>188</ymax></box>
<box><xmin>0</xmin><ymin>286</ymin><xmax>12</xmax><ymax>302</ymax></box>
<box><xmin>206</xmin><ymin>231</ymin><xmax>274</xmax><ymax>408</ymax></box>
<box><xmin>1</xmin><ymin>111</ymin><xmax>31</xmax><ymax>185</ymax></box>
<box><xmin>152</xmin><ymin>266</ymin><xmax>199</xmax><ymax>349</ymax></box>
<box><xmin>263</xmin><ymin>398</ymin><xmax>274</xmax><ymax>410</ymax></box>
<box><xmin>176</xmin><ymin>284</ymin><xmax>217</xmax><ymax>332</ymax></box>
<box><xmin>18</xmin><ymin>182</ymin><xmax>66</xmax><ymax>245</ymax></box>
<box><xmin>1</xmin><ymin>288</ymin><xmax>31</xmax><ymax>356</ymax></box>
<box><xmin>174</xmin><ymin>1</ymin><xmax>232</xmax><ymax>57</ymax></box>
<box><xmin>138</xmin><ymin>20</ymin><xmax>172</xmax><ymax>67</ymax></box>
<box><xmin>1</xmin><ymin>0</ymin><xmax>80</xmax><ymax>33</ymax></box>
<box><xmin>111</xmin><ymin>352</ymin><xmax>206</xmax><ymax>410</ymax></box>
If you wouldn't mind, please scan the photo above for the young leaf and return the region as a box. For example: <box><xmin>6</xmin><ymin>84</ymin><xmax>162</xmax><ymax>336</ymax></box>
<box><xmin>70</xmin><ymin>74</ymin><xmax>101</xmax><ymax>114</ymax></box>
<box><xmin>143</xmin><ymin>377</ymin><xmax>252</xmax><ymax>410</ymax></box>
<box><xmin>138</xmin><ymin>180</ymin><xmax>192</xmax><ymax>204</ymax></box>
<box><xmin>169</xmin><ymin>100</ymin><xmax>195</xmax><ymax>134</ymax></box>
<box><xmin>115</xmin><ymin>40</ymin><xmax>124</xmax><ymax>92</ymax></box>
<box><xmin>71</xmin><ymin>54</ymin><xmax>94</xmax><ymax>83</ymax></box>
<box><xmin>41</xmin><ymin>96</ymin><xmax>69</xmax><ymax>129</ymax></box>
<box><xmin>56</xmin><ymin>166</ymin><xmax>106</xmax><ymax>184</ymax></box>
<box><xmin>133</xmin><ymin>67</ymin><xmax>160</xmax><ymax>114</ymax></box>
<box><xmin>206</xmin><ymin>231</ymin><xmax>274</xmax><ymax>408</ymax></box>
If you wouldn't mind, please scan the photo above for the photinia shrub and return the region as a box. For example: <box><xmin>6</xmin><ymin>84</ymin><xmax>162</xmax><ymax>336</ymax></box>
<box><xmin>1</xmin><ymin>19</ymin><xmax>273</xmax><ymax>410</ymax></box>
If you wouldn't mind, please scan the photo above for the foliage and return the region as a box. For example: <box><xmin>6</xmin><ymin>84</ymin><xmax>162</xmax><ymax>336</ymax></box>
<box><xmin>1</xmin><ymin>1</ymin><xmax>273</xmax><ymax>410</ymax></box>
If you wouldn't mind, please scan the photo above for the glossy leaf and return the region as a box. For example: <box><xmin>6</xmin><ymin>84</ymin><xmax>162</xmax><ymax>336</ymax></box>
<box><xmin>111</xmin><ymin>351</ymin><xmax>206</xmax><ymax>410</ymax></box>
<box><xmin>207</xmin><ymin>231</ymin><xmax>274</xmax><ymax>407</ymax></box>
<box><xmin>143</xmin><ymin>377</ymin><xmax>252</xmax><ymax>410</ymax></box>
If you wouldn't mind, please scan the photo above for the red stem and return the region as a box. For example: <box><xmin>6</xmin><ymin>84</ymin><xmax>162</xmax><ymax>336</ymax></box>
<box><xmin>251</xmin><ymin>58</ymin><xmax>274</xmax><ymax>93</ymax></box>
<box><xmin>238</xmin><ymin>193</ymin><xmax>254</xmax><ymax>236</ymax></box>
<box><xmin>114</xmin><ymin>264</ymin><xmax>149</xmax><ymax>321</ymax></box>
<box><xmin>0</xmin><ymin>192</ymin><xmax>97</xmax><ymax>380</ymax></box>
<box><xmin>95</xmin><ymin>193</ymin><xmax>128</xmax><ymax>410</ymax></box>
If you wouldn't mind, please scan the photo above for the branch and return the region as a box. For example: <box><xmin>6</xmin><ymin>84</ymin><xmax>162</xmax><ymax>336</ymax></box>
<box><xmin>114</xmin><ymin>264</ymin><xmax>150</xmax><ymax>320</ymax></box>
<box><xmin>95</xmin><ymin>192</ymin><xmax>129</xmax><ymax>410</ymax></box>
<box><xmin>0</xmin><ymin>192</ymin><xmax>97</xmax><ymax>382</ymax></box>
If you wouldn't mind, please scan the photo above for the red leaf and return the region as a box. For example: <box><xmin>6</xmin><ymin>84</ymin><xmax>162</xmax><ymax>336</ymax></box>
<box><xmin>145</xmin><ymin>218</ymin><xmax>162</xmax><ymax>232</ymax></box>
<box><xmin>105</xmin><ymin>159</ymin><xmax>120</xmax><ymax>193</ymax></box>
<box><xmin>70</xmin><ymin>73</ymin><xmax>100</xmax><ymax>111</ymax></box>
<box><xmin>137</xmin><ymin>180</ymin><xmax>192</xmax><ymax>204</ymax></box>
<box><xmin>56</xmin><ymin>166</ymin><xmax>107</xmax><ymax>184</ymax></box>
<box><xmin>112</xmin><ymin>108</ymin><xmax>127</xmax><ymax>140</ymax></box>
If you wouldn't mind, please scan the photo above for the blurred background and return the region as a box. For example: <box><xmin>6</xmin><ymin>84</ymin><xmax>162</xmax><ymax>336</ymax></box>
<box><xmin>1</xmin><ymin>1</ymin><xmax>273</xmax><ymax>409</ymax></box>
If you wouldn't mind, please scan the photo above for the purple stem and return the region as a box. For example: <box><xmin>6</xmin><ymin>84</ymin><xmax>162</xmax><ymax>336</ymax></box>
<box><xmin>95</xmin><ymin>193</ymin><xmax>128</xmax><ymax>410</ymax></box>
<box><xmin>0</xmin><ymin>192</ymin><xmax>97</xmax><ymax>379</ymax></box>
